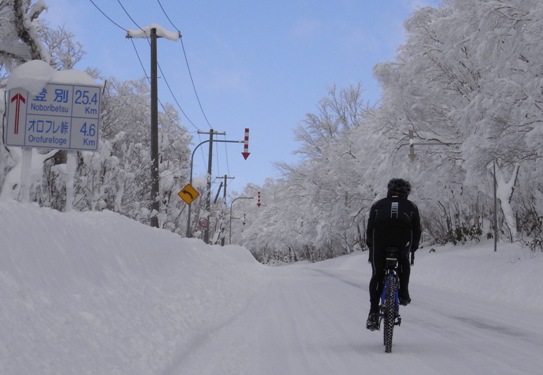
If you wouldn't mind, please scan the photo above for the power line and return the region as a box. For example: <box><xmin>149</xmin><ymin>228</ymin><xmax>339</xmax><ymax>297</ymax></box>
<box><xmin>87</xmin><ymin>0</ymin><xmax>211</xmax><ymax>170</ymax></box>
<box><xmin>156</xmin><ymin>0</ymin><xmax>178</xmax><ymax>30</ymax></box>
<box><xmin>118</xmin><ymin>0</ymin><xmax>203</xmax><ymax>133</ymax></box>
<box><xmin>156</xmin><ymin>0</ymin><xmax>214</xmax><ymax>130</ymax></box>
<box><xmin>130</xmin><ymin>38</ymin><xmax>200</xmax><ymax>132</ymax></box>
<box><xmin>221</xmin><ymin>134</ymin><xmax>232</xmax><ymax>176</ymax></box>
<box><xmin>157</xmin><ymin>61</ymin><xmax>201</xmax><ymax>131</ymax></box>
<box><xmin>180</xmin><ymin>39</ymin><xmax>214</xmax><ymax>129</ymax></box>
<box><xmin>88</xmin><ymin>0</ymin><xmax>127</xmax><ymax>31</ymax></box>
<box><xmin>156</xmin><ymin>0</ymin><xmax>232</xmax><ymax>178</ymax></box>
<box><xmin>116</xmin><ymin>0</ymin><xmax>143</xmax><ymax>30</ymax></box>
<box><xmin>117</xmin><ymin>0</ymin><xmax>209</xmax><ymax>162</ymax></box>
<box><xmin>128</xmin><ymin>39</ymin><xmax>199</xmax><ymax>132</ymax></box>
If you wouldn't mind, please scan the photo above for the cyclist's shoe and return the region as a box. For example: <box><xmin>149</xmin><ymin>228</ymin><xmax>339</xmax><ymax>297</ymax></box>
<box><xmin>399</xmin><ymin>296</ymin><xmax>411</xmax><ymax>306</ymax></box>
<box><xmin>366</xmin><ymin>312</ymin><xmax>379</xmax><ymax>331</ymax></box>
<box><xmin>399</xmin><ymin>290</ymin><xmax>411</xmax><ymax>306</ymax></box>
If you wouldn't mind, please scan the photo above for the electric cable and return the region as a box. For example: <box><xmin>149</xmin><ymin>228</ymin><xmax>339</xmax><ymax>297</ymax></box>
<box><xmin>116</xmin><ymin>0</ymin><xmax>143</xmax><ymax>30</ymax></box>
<box><xmin>88</xmin><ymin>0</ymin><xmax>210</xmax><ymax>173</ymax></box>
<box><xmin>156</xmin><ymin>0</ymin><xmax>234</xmax><ymax>179</ymax></box>
<box><xmin>88</xmin><ymin>0</ymin><xmax>127</xmax><ymax>31</ymax></box>
<box><xmin>128</xmin><ymin>39</ymin><xmax>197</xmax><ymax>131</ymax></box>
<box><xmin>116</xmin><ymin>0</ymin><xmax>203</xmax><ymax>133</ymax></box>
<box><xmin>156</xmin><ymin>0</ymin><xmax>214</xmax><ymax>130</ymax></box>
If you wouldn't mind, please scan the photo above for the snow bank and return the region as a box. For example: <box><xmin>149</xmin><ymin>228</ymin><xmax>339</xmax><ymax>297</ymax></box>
<box><xmin>414</xmin><ymin>241</ymin><xmax>543</xmax><ymax>310</ymax></box>
<box><xmin>0</xmin><ymin>201</ymin><xmax>263</xmax><ymax>375</ymax></box>
<box><xmin>309</xmin><ymin>240</ymin><xmax>543</xmax><ymax>311</ymax></box>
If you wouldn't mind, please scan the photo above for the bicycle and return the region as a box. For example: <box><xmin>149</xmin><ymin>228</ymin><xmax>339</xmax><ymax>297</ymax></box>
<box><xmin>379</xmin><ymin>247</ymin><xmax>402</xmax><ymax>353</ymax></box>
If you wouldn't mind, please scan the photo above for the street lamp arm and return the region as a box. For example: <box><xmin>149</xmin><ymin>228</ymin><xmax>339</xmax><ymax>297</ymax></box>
<box><xmin>190</xmin><ymin>139</ymin><xmax>243</xmax><ymax>184</ymax></box>
<box><xmin>190</xmin><ymin>140</ymin><xmax>210</xmax><ymax>185</ymax></box>
<box><xmin>230</xmin><ymin>196</ymin><xmax>255</xmax><ymax>209</ymax></box>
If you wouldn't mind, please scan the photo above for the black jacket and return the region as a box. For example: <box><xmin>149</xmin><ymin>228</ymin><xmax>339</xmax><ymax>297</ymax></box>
<box><xmin>366</xmin><ymin>192</ymin><xmax>421</xmax><ymax>257</ymax></box>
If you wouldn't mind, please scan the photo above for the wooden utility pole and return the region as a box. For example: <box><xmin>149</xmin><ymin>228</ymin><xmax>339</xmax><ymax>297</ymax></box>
<box><xmin>126</xmin><ymin>25</ymin><xmax>180</xmax><ymax>228</ymax></box>
<box><xmin>198</xmin><ymin>129</ymin><xmax>225</xmax><ymax>243</ymax></box>
<box><xmin>216</xmin><ymin>175</ymin><xmax>235</xmax><ymax>245</ymax></box>
<box><xmin>216</xmin><ymin>175</ymin><xmax>235</xmax><ymax>200</ymax></box>
<box><xmin>150</xmin><ymin>28</ymin><xmax>159</xmax><ymax>228</ymax></box>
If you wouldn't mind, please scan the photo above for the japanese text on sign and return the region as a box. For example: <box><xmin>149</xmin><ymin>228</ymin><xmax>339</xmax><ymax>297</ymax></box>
<box><xmin>4</xmin><ymin>83</ymin><xmax>101</xmax><ymax>151</ymax></box>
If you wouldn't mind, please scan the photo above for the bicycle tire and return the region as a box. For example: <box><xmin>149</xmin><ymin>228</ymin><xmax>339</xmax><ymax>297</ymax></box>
<box><xmin>383</xmin><ymin>275</ymin><xmax>397</xmax><ymax>353</ymax></box>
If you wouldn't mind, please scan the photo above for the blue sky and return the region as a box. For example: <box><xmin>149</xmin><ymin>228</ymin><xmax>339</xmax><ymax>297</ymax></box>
<box><xmin>43</xmin><ymin>0</ymin><xmax>441</xmax><ymax>193</ymax></box>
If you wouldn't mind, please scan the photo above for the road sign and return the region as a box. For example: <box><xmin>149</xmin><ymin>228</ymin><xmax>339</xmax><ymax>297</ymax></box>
<box><xmin>178</xmin><ymin>184</ymin><xmax>200</xmax><ymax>204</ymax></box>
<box><xmin>4</xmin><ymin>83</ymin><xmax>101</xmax><ymax>151</ymax></box>
<box><xmin>242</xmin><ymin>127</ymin><xmax>250</xmax><ymax>160</ymax></box>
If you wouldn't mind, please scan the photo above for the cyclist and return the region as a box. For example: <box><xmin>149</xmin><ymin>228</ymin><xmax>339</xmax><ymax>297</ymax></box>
<box><xmin>366</xmin><ymin>178</ymin><xmax>421</xmax><ymax>331</ymax></box>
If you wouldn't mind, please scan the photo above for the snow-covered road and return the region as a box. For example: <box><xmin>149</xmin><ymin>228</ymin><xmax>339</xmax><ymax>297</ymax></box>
<box><xmin>3</xmin><ymin>203</ymin><xmax>542</xmax><ymax>375</ymax></box>
<box><xmin>164</xmin><ymin>258</ymin><xmax>543</xmax><ymax>375</ymax></box>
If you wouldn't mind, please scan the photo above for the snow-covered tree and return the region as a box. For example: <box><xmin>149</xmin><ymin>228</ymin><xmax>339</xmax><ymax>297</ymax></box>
<box><xmin>0</xmin><ymin>2</ymin><xmax>193</xmax><ymax>234</ymax></box>
<box><xmin>238</xmin><ymin>0</ymin><xmax>543</xmax><ymax>260</ymax></box>
<box><xmin>0</xmin><ymin>0</ymin><xmax>50</xmax><ymax>69</ymax></box>
<box><xmin>391</xmin><ymin>0</ymin><xmax>542</xmax><ymax>241</ymax></box>
<box><xmin>71</xmin><ymin>76</ymin><xmax>192</xmax><ymax>232</ymax></box>
<box><xmin>1</xmin><ymin>0</ymin><xmax>51</xmax><ymax>201</ymax></box>
<box><xmin>39</xmin><ymin>23</ymin><xmax>85</xmax><ymax>70</ymax></box>
<box><xmin>239</xmin><ymin>84</ymin><xmax>373</xmax><ymax>262</ymax></box>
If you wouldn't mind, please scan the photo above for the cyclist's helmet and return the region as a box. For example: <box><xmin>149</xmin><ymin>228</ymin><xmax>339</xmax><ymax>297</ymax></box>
<box><xmin>387</xmin><ymin>178</ymin><xmax>411</xmax><ymax>197</ymax></box>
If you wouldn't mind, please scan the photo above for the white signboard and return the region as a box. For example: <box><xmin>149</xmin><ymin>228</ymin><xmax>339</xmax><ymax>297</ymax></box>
<box><xmin>4</xmin><ymin>83</ymin><xmax>101</xmax><ymax>151</ymax></box>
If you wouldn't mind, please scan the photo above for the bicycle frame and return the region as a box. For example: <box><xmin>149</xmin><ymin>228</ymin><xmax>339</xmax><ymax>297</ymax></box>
<box><xmin>379</xmin><ymin>271</ymin><xmax>401</xmax><ymax>324</ymax></box>
<box><xmin>380</xmin><ymin>273</ymin><xmax>400</xmax><ymax>312</ymax></box>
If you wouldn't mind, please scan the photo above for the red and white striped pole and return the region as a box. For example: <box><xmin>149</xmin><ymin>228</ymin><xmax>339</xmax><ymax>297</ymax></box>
<box><xmin>242</xmin><ymin>128</ymin><xmax>250</xmax><ymax>160</ymax></box>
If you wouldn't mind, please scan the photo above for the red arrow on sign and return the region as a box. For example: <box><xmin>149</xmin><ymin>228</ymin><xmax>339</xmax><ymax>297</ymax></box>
<box><xmin>242</xmin><ymin>128</ymin><xmax>250</xmax><ymax>160</ymax></box>
<box><xmin>11</xmin><ymin>93</ymin><xmax>26</xmax><ymax>135</ymax></box>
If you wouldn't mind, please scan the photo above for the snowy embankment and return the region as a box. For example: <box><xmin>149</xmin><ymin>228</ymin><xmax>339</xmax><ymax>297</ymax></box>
<box><xmin>1</xmin><ymin>201</ymin><xmax>542</xmax><ymax>374</ymax></box>
<box><xmin>308</xmin><ymin>238</ymin><xmax>543</xmax><ymax>311</ymax></box>
<box><xmin>414</xmin><ymin>240</ymin><xmax>542</xmax><ymax>310</ymax></box>
<box><xmin>0</xmin><ymin>201</ymin><xmax>265</xmax><ymax>375</ymax></box>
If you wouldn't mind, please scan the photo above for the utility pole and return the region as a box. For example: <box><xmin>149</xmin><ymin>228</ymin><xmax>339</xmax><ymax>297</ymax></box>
<box><xmin>126</xmin><ymin>25</ymin><xmax>180</xmax><ymax>228</ymax></box>
<box><xmin>198</xmin><ymin>129</ymin><xmax>226</xmax><ymax>244</ymax></box>
<box><xmin>150</xmin><ymin>28</ymin><xmax>159</xmax><ymax>228</ymax></box>
<box><xmin>214</xmin><ymin>182</ymin><xmax>223</xmax><ymax>204</ymax></box>
<box><xmin>216</xmin><ymin>175</ymin><xmax>235</xmax><ymax>245</ymax></box>
<box><xmin>493</xmin><ymin>160</ymin><xmax>498</xmax><ymax>252</ymax></box>
<box><xmin>216</xmin><ymin>175</ymin><xmax>235</xmax><ymax>201</ymax></box>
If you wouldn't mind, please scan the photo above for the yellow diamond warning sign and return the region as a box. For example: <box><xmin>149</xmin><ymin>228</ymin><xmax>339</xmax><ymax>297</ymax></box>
<box><xmin>178</xmin><ymin>184</ymin><xmax>200</xmax><ymax>205</ymax></box>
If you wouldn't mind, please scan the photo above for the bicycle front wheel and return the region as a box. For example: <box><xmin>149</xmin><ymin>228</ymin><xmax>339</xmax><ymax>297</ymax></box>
<box><xmin>383</xmin><ymin>276</ymin><xmax>397</xmax><ymax>353</ymax></box>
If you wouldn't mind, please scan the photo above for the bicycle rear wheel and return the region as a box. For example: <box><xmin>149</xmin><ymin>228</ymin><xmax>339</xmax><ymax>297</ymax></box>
<box><xmin>383</xmin><ymin>275</ymin><xmax>397</xmax><ymax>353</ymax></box>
